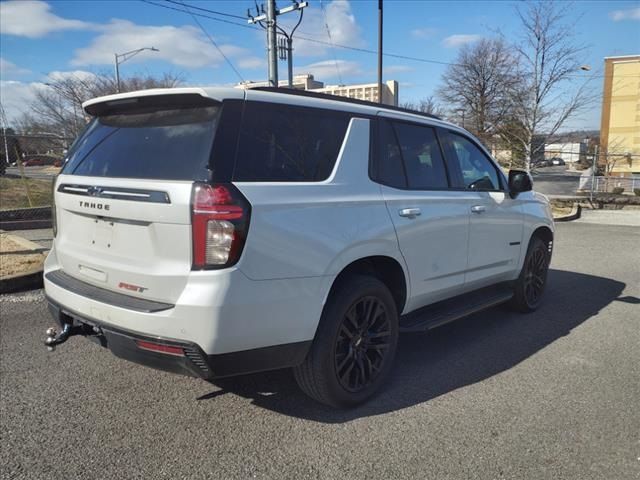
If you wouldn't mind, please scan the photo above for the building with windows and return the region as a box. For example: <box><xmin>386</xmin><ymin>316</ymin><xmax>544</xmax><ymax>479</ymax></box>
<box><xmin>312</xmin><ymin>80</ymin><xmax>399</xmax><ymax>106</ymax></box>
<box><xmin>599</xmin><ymin>55</ymin><xmax>640</xmax><ymax>176</ymax></box>
<box><xmin>236</xmin><ymin>74</ymin><xmax>324</xmax><ymax>91</ymax></box>
<box><xmin>236</xmin><ymin>75</ymin><xmax>399</xmax><ymax>106</ymax></box>
<box><xmin>544</xmin><ymin>142</ymin><xmax>588</xmax><ymax>165</ymax></box>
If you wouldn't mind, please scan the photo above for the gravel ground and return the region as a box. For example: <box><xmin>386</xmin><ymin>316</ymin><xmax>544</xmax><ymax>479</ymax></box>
<box><xmin>1</xmin><ymin>221</ymin><xmax>639</xmax><ymax>480</ymax></box>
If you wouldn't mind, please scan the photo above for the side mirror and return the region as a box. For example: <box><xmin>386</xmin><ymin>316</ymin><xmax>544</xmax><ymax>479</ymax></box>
<box><xmin>508</xmin><ymin>170</ymin><xmax>532</xmax><ymax>198</ymax></box>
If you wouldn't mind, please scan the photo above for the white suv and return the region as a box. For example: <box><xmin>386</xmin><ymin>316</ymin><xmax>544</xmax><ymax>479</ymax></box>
<box><xmin>44</xmin><ymin>87</ymin><xmax>554</xmax><ymax>407</ymax></box>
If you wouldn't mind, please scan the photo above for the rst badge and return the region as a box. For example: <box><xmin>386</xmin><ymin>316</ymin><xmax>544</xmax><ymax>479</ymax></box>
<box><xmin>118</xmin><ymin>282</ymin><xmax>148</xmax><ymax>293</ymax></box>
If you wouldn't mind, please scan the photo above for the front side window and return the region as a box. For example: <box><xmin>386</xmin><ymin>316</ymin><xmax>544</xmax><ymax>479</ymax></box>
<box><xmin>233</xmin><ymin>102</ymin><xmax>350</xmax><ymax>182</ymax></box>
<box><xmin>445</xmin><ymin>133</ymin><xmax>501</xmax><ymax>190</ymax></box>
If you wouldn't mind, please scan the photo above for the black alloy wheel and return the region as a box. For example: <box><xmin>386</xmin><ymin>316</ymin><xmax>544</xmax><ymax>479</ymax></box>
<box><xmin>510</xmin><ymin>236</ymin><xmax>550</xmax><ymax>312</ymax></box>
<box><xmin>293</xmin><ymin>275</ymin><xmax>399</xmax><ymax>407</ymax></box>
<box><xmin>334</xmin><ymin>296</ymin><xmax>392</xmax><ymax>392</ymax></box>
<box><xmin>523</xmin><ymin>243</ymin><xmax>548</xmax><ymax>306</ymax></box>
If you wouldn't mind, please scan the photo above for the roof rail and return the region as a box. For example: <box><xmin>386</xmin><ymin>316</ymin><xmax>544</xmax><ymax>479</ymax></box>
<box><xmin>251</xmin><ymin>87</ymin><xmax>442</xmax><ymax>120</ymax></box>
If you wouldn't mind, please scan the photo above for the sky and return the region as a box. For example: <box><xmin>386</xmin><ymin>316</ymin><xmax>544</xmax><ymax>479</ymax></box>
<box><xmin>1</xmin><ymin>0</ymin><xmax>640</xmax><ymax>131</ymax></box>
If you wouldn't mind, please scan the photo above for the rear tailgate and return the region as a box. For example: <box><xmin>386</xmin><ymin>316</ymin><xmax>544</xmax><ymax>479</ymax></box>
<box><xmin>52</xmin><ymin>94</ymin><xmax>224</xmax><ymax>304</ymax></box>
<box><xmin>54</xmin><ymin>175</ymin><xmax>193</xmax><ymax>304</ymax></box>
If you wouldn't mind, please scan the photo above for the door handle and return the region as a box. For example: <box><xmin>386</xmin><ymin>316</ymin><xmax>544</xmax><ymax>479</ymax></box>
<box><xmin>399</xmin><ymin>208</ymin><xmax>421</xmax><ymax>218</ymax></box>
<box><xmin>470</xmin><ymin>205</ymin><xmax>486</xmax><ymax>214</ymax></box>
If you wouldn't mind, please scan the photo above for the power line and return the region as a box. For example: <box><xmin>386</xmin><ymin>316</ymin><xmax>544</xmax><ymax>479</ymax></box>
<box><xmin>175</xmin><ymin>0</ymin><xmax>245</xmax><ymax>82</ymax></box>
<box><xmin>162</xmin><ymin>0</ymin><xmax>246</xmax><ymax>19</ymax></box>
<box><xmin>141</xmin><ymin>0</ymin><xmax>640</xmax><ymax>78</ymax></box>
<box><xmin>319</xmin><ymin>0</ymin><xmax>343</xmax><ymax>84</ymax></box>
<box><xmin>140</xmin><ymin>0</ymin><xmax>459</xmax><ymax>68</ymax></box>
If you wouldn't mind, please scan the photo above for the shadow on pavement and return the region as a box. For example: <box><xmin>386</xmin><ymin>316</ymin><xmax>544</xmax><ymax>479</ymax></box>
<box><xmin>201</xmin><ymin>269</ymin><xmax>625</xmax><ymax>422</ymax></box>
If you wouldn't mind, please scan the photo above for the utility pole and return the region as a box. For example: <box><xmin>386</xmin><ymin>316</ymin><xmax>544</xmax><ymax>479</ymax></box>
<box><xmin>249</xmin><ymin>1</ymin><xmax>308</xmax><ymax>88</ymax></box>
<box><xmin>266</xmin><ymin>0</ymin><xmax>278</xmax><ymax>87</ymax></box>
<box><xmin>377</xmin><ymin>0</ymin><xmax>383</xmax><ymax>104</ymax></box>
<box><xmin>0</xmin><ymin>103</ymin><xmax>10</xmax><ymax>168</ymax></box>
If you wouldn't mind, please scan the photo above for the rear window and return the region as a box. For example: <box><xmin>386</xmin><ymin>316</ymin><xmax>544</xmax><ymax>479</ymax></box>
<box><xmin>62</xmin><ymin>106</ymin><xmax>219</xmax><ymax>181</ymax></box>
<box><xmin>233</xmin><ymin>102</ymin><xmax>351</xmax><ymax>182</ymax></box>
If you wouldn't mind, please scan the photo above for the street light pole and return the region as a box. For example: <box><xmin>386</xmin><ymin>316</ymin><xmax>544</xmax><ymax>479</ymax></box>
<box><xmin>114</xmin><ymin>53</ymin><xmax>121</xmax><ymax>93</ymax></box>
<box><xmin>113</xmin><ymin>47</ymin><xmax>159</xmax><ymax>93</ymax></box>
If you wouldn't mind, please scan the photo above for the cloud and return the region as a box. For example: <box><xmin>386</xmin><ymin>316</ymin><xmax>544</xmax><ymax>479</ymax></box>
<box><xmin>47</xmin><ymin>70</ymin><xmax>97</xmax><ymax>82</ymax></box>
<box><xmin>71</xmin><ymin>20</ymin><xmax>247</xmax><ymax>69</ymax></box>
<box><xmin>442</xmin><ymin>34</ymin><xmax>482</xmax><ymax>48</ymax></box>
<box><xmin>0</xmin><ymin>0</ymin><xmax>93</xmax><ymax>38</ymax></box>
<box><xmin>0</xmin><ymin>80</ymin><xmax>48</xmax><ymax>123</ymax></box>
<box><xmin>0</xmin><ymin>58</ymin><xmax>31</xmax><ymax>78</ymax></box>
<box><xmin>384</xmin><ymin>65</ymin><xmax>414</xmax><ymax>75</ymax></box>
<box><xmin>295</xmin><ymin>59</ymin><xmax>363</xmax><ymax>81</ymax></box>
<box><xmin>411</xmin><ymin>28</ymin><xmax>437</xmax><ymax>39</ymax></box>
<box><xmin>237</xmin><ymin>57</ymin><xmax>265</xmax><ymax>70</ymax></box>
<box><xmin>280</xmin><ymin>0</ymin><xmax>364</xmax><ymax>57</ymax></box>
<box><xmin>609</xmin><ymin>7</ymin><xmax>640</xmax><ymax>21</ymax></box>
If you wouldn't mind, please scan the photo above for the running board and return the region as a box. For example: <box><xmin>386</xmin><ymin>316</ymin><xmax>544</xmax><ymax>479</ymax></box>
<box><xmin>399</xmin><ymin>284</ymin><xmax>514</xmax><ymax>333</ymax></box>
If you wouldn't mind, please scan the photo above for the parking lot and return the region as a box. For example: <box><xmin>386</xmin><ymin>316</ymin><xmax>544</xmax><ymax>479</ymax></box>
<box><xmin>1</xmin><ymin>220</ymin><xmax>638</xmax><ymax>480</ymax></box>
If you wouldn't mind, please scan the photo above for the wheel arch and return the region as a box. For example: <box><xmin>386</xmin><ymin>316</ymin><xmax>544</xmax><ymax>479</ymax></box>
<box><xmin>531</xmin><ymin>225</ymin><xmax>554</xmax><ymax>251</ymax></box>
<box><xmin>322</xmin><ymin>255</ymin><xmax>408</xmax><ymax>317</ymax></box>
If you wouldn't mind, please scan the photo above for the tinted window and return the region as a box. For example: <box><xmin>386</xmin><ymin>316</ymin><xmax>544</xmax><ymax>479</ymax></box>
<box><xmin>63</xmin><ymin>107</ymin><xmax>219</xmax><ymax>181</ymax></box>
<box><xmin>393</xmin><ymin>122</ymin><xmax>448</xmax><ymax>189</ymax></box>
<box><xmin>376</xmin><ymin>119</ymin><xmax>448</xmax><ymax>190</ymax></box>
<box><xmin>377</xmin><ymin>119</ymin><xmax>407</xmax><ymax>188</ymax></box>
<box><xmin>233</xmin><ymin>102</ymin><xmax>350</xmax><ymax>182</ymax></box>
<box><xmin>446</xmin><ymin>133</ymin><xmax>501</xmax><ymax>190</ymax></box>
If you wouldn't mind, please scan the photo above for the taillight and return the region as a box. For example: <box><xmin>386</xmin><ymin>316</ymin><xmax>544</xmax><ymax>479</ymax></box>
<box><xmin>51</xmin><ymin>176</ymin><xmax>58</xmax><ymax>237</ymax></box>
<box><xmin>191</xmin><ymin>183</ymin><xmax>250</xmax><ymax>270</ymax></box>
<box><xmin>135</xmin><ymin>340</ymin><xmax>184</xmax><ymax>357</ymax></box>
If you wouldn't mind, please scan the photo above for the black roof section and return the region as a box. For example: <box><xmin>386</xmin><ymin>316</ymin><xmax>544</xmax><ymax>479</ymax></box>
<box><xmin>252</xmin><ymin>87</ymin><xmax>442</xmax><ymax>120</ymax></box>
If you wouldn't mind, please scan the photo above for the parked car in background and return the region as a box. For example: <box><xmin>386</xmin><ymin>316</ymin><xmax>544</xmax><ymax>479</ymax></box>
<box><xmin>533</xmin><ymin>159</ymin><xmax>551</xmax><ymax>168</ymax></box>
<box><xmin>43</xmin><ymin>87</ymin><xmax>554</xmax><ymax>408</ymax></box>
<box><xmin>21</xmin><ymin>156</ymin><xmax>60</xmax><ymax>167</ymax></box>
<box><xmin>550</xmin><ymin>157</ymin><xmax>565</xmax><ymax>166</ymax></box>
<box><xmin>22</xmin><ymin>158</ymin><xmax>44</xmax><ymax>166</ymax></box>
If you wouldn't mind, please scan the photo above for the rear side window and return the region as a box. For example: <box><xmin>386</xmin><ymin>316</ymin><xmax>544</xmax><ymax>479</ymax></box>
<box><xmin>63</xmin><ymin>106</ymin><xmax>219</xmax><ymax>181</ymax></box>
<box><xmin>233</xmin><ymin>102</ymin><xmax>350</xmax><ymax>182</ymax></box>
<box><xmin>376</xmin><ymin>118</ymin><xmax>449</xmax><ymax>190</ymax></box>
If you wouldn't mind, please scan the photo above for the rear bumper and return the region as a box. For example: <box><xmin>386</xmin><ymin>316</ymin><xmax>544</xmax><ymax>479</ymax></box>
<box><xmin>46</xmin><ymin>296</ymin><xmax>311</xmax><ymax>379</ymax></box>
<box><xmin>44</xmin><ymin>244</ymin><xmax>327</xmax><ymax>356</ymax></box>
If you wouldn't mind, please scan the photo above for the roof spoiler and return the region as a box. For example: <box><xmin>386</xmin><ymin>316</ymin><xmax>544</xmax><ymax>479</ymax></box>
<box><xmin>83</xmin><ymin>88</ymin><xmax>218</xmax><ymax>116</ymax></box>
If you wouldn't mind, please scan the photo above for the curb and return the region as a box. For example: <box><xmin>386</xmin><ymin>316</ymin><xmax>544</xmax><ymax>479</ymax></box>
<box><xmin>0</xmin><ymin>266</ymin><xmax>44</xmax><ymax>294</ymax></box>
<box><xmin>0</xmin><ymin>233</ymin><xmax>46</xmax><ymax>294</ymax></box>
<box><xmin>554</xmin><ymin>203</ymin><xmax>582</xmax><ymax>222</ymax></box>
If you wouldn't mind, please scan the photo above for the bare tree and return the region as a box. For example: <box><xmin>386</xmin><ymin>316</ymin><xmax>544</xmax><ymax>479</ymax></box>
<box><xmin>19</xmin><ymin>71</ymin><xmax>184</xmax><ymax>141</ymax></box>
<box><xmin>400</xmin><ymin>96</ymin><xmax>445</xmax><ymax>117</ymax></box>
<box><xmin>508</xmin><ymin>1</ymin><xmax>596</xmax><ymax>171</ymax></box>
<box><xmin>436</xmin><ymin>38</ymin><xmax>519</xmax><ymax>147</ymax></box>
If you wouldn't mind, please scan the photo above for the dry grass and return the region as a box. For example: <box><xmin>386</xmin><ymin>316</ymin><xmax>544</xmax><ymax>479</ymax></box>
<box><xmin>552</xmin><ymin>205</ymin><xmax>573</xmax><ymax>218</ymax></box>
<box><xmin>0</xmin><ymin>253</ymin><xmax>44</xmax><ymax>278</ymax></box>
<box><xmin>0</xmin><ymin>234</ymin><xmax>44</xmax><ymax>277</ymax></box>
<box><xmin>0</xmin><ymin>177</ymin><xmax>53</xmax><ymax>210</ymax></box>
<box><xmin>0</xmin><ymin>234</ymin><xmax>28</xmax><ymax>253</ymax></box>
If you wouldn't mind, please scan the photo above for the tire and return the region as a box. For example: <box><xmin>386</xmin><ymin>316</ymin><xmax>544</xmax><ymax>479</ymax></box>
<box><xmin>509</xmin><ymin>236</ymin><xmax>550</xmax><ymax>312</ymax></box>
<box><xmin>293</xmin><ymin>275</ymin><xmax>399</xmax><ymax>408</ymax></box>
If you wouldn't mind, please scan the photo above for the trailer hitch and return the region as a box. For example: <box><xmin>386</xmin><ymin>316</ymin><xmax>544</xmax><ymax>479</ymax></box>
<box><xmin>45</xmin><ymin>323</ymin><xmax>98</xmax><ymax>351</ymax></box>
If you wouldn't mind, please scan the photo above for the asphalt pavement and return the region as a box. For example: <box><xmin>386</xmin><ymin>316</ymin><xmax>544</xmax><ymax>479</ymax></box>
<box><xmin>531</xmin><ymin>166</ymin><xmax>582</xmax><ymax>197</ymax></box>
<box><xmin>1</xmin><ymin>220</ymin><xmax>639</xmax><ymax>480</ymax></box>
